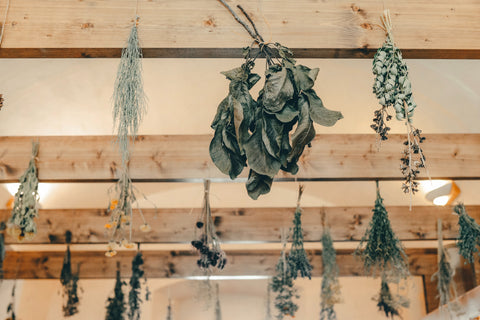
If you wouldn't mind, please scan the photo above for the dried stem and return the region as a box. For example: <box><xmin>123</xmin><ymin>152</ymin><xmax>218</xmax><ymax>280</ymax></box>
<box><xmin>217</xmin><ymin>0</ymin><xmax>259</xmax><ymax>42</ymax></box>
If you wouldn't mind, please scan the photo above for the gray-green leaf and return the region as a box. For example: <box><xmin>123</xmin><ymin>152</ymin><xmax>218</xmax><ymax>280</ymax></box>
<box><xmin>304</xmin><ymin>90</ymin><xmax>343</xmax><ymax>127</ymax></box>
<box><xmin>263</xmin><ymin>67</ymin><xmax>294</xmax><ymax>113</ymax></box>
<box><xmin>246</xmin><ymin>170</ymin><xmax>273</xmax><ymax>200</ymax></box>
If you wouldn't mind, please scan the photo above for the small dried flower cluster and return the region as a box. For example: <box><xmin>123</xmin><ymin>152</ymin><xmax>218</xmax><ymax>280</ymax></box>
<box><xmin>370</xmin><ymin>107</ymin><xmax>392</xmax><ymax>141</ymax></box>
<box><xmin>400</xmin><ymin>127</ymin><xmax>426</xmax><ymax>195</ymax></box>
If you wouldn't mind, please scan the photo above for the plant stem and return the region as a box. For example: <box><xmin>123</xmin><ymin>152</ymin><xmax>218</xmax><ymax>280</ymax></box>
<box><xmin>217</xmin><ymin>0</ymin><xmax>259</xmax><ymax>42</ymax></box>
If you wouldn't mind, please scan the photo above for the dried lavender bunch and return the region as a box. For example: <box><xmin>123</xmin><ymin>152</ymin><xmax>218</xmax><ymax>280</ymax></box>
<box><xmin>106</xmin><ymin>263</ymin><xmax>127</xmax><ymax>320</ymax></box>
<box><xmin>0</xmin><ymin>222</ymin><xmax>5</xmax><ymax>280</ymax></box>
<box><xmin>355</xmin><ymin>181</ymin><xmax>409</xmax><ymax>282</ymax></box>
<box><xmin>454</xmin><ymin>203</ymin><xmax>480</xmax><ymax>264</ymax></box>
<box><xmin>7</xmin><ymin>141</ymin><xmax>39</xmax><ymax>241</ymax></box>
<box><xmin>320</xmin><ymin>227</ymin><xmax>342</xmax><ymax>320</ymax></box>
<box><xmin>60</xmin><ymin>231</ymin><xmax>81</xmax><ymax>317</ymax></box>
<box><xmin>215</xmin><ymin>283</ymin><xmax>222</xmax><ymax>320</ymax></box>
<box><xmin>288</xmin><ymin>185</ymin><xmax>312</xmax><ymax>279</ymax></box>
<box><xmin>375</xmin><ymin>278</ymin><xmax>409</xmax><ymax>319</ymax></box>
<box><xmin>128</xmin><ymin>251</ymin><xmax>145</xmax><ymax>320</ymax></box>
<box><xmin>191</xmin><ymin>180</ymin><xmax>227</xmax><ymax>270</ymax></box>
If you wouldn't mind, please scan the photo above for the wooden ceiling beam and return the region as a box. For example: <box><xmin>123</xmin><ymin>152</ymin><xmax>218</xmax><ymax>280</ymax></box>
<box><xmin>0</xmin><ymin>134</ymin><xmax>478</xmax><ymax>182</ymax></box>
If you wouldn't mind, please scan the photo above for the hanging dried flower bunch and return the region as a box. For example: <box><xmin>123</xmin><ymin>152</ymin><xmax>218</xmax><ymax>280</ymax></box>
<box><xmin>211</xmin><ymin>1</ymin><xmax>343</xmax><ymax>199</ymax></box>
<box><xmin>0</xmin><ymin>222</ymin><xmax>5</xmax><ymax>280</ymax></box>
<box><xmin>355</xmin><ymin>181</ymin><xmax>409</xmax><ymax>282</ymax></box>
<box><xmin>165</xmin><ymin>298</ymin><xmax>173</xmax><ymax>320</ymax></box>
<box><xmin>128</xmin><ymin>250</ymin><xmax>147</xmax><ymax>320</ymax></box>
<box><xmin>271</xmin><ymin>233</ymin><xmax>299</xmax><ymax>319</ymax></box>
<box><xmin>288</xmin><ymin>185</ymin><xmax>312</xmax><ymax>279</ymax></box>
<box><xmin>453</xmin><ymin>203</ymin><xmax>480</xmax><ymax>264</ymax></box>
<box><xmin>320</xmin><ymin>227</ymin><xmax>342</xmax><ymax>320</ymax></box>
<box><xmin>374</xmin><ymin>277</ymin><xmax>409</xmax><ymax>319</ymax></box>
<box><xmin>370</xmin><ymin>10</ymin><xmax>428</xmax><ymax>199</ymax></box>
<box><xmin>215</xmin><ymin>283</ymin><xmax>222</xmax><ymax>320</ymax></box>
<box><xmin>7</xmin><ymin>141</ymin><xmax>39</xmax><ymax>241</ymax></box>
<box><xmin>6</xmin><ymin>281</ymin><xmax>16</xmax><ymax>320</ymax></box>
<box><xmin>191</xmin><ymin>180</ymin><xmax>227</xmax><ymax>270</ymax></box>
<box><xmin>106</xmin><ymin>262</ymin><xmax>127</xmax><ymax>320</ymax></box>
<box><xmin>60</xmin><ymin>231</ymin><xmax>81</xmax><ymax>317</ymax></box>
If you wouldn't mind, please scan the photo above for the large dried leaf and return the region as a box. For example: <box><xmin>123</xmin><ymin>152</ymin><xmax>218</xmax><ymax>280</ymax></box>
<box><xmin>305</xmin><ymin>90</ymin><xmax>343</xmax><ymax>127</ymax></box>
<box><xmin>209</xmin><ymin>126</ymin><xmax>245</xmax><ymax>179</ymax></box>
<box><xmin>292</xmin><ymin>65</ymin><xmax>319</xmax><ymax>91</ymax></box>
<box><xmin>261</xmin><ymin>113</ymin><xmax>284</xmax><ymax>159</ymax></box>
<box><xmin>246</xmin><ymin>170</ymin><xmax>273</xmax><ymax>200</ymax></box>
<box><xmin>274</xmin><ymin>100</ymin><xmax>299</xmax><ymax>123</ymax></box>
<box><xmin>263</xmin><ymin>66</ymin><xmax>294</xmax><ymax>113</ymax></box>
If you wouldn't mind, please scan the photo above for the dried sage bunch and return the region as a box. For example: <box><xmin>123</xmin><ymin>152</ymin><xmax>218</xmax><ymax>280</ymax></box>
<box><xmin>375</xmin><ymin>277</ymin><xmax>409</xmax><ymax>319</ymax></box>
<box><xmin>370</xmin><ymin>10</ymin><xmax>428</xmax><ymax>199</ymax></box>
<box><xmin>211</xmin><ymin>1</ymin><xmax>343</xmax><ymax>199</ymax></box>
<box><xmin>191</xmin><ymin>180</ymin><xmax>227</xmax><ymax>270</ymax></box>
<box><xmin>105</xmin><ymin>169</ymin><xmax>152</xmax><ymax>257</ymax></box>
<box><xmin>215</xmin><ymin>283</ymin><xmax>222</xmax><ymax>320</ymax></box>
<box><xmin>288</xmin><ymin>185</ymin><xmax>312</xmax><ymax>279</ymax></box>
<box><xmin>128</xmin><ymin>251</ymin><xmax>147</xmax><ymax>320</ymax></box>
<box><xmin>7</xmin><ymin>141</ymin><xmax>39</xmax><ymax>241</ymax></box>
<box><xmin>106</xmin><ymin>262</ymin><xmax>127</xmax><ymax>320</ymax></box>
<box><xmin>60</xmin><ymin>231</ymin><xmax>81</xmax><ymax>317</ymax></box>
<box><xmin>355</xmin><ymin>181</ymin><xmax>409</xmax><ymax>283</ymax></box>
<box><xmin>0</xmin><ymin>222</ymin><xmax>5</xmax><ymax>280</ymax></box>
<box><xmin>320</xmin><ymin>227</ymin><xmax>342</xmax><ymax>320</ymax></box>
<box><xmin>453</xmin><ymin>203</ymin><xmax>480</xmax><ymax>264</ymax></box>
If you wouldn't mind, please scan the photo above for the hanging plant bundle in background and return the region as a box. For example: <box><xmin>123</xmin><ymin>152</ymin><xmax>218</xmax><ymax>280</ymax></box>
<box><xmin>375</xmin><ymin>277</ymin><xmax>409</xmax><ymax>319</ymax></box>
<box><xmin>215</xmin><ymin>283</ymin><xmax>222</xmax><ymax>320</ymax></box>
<box><xmin>106</xmin><ymin>262</ymin><xmax>127</xmax><ymax>320</ymax></box>
<box><xmin>0</xmin><ymin>222</ymin><xmax>5</xmax><ymax>280</ymax></box>
<box><xmin>453</xmin><ymin>203</ymin><xmax>480</xmax><ymax>264</ymax></box>
<box><xmin>60</xmin><ymin>231</ymin><xmax>81</xmax><ymax>317</ymax></box>
<box><xmin>165</xmin><ymin>298</ymin><xmax>173</xmax><ymax>320</ymax></box>
<box><xmin>264</xmin><ymin>284</ymin><xmax>272</xmax><ymax>320</ymax></box>
<box><xmin>7</xmin><ymin>141</ymin><xmax>39</xmax><ymax>241</ymax></box>
<box><xmin>288</xmin><ymin>185</ymin><xmax>312</xmax><ymax>279</ymax></box>
<box><xmin>6</xmin><ymin>282</ymin><xmax>16</xmax><ymax>320</ymax></box>
<box><xmin>191</xmin><ymin>180</ymin><xmax>227</xmax><ymax>270</ymax></box>
<box><xmin>113</xmin><ymin>18</ymin><xmax>147</xmax><ymax>167</ymax></box>
<box><xmin>128</xmin><ymin>251</ymin><xmax>146</xmax><ymax>320</ymax></box>
<box><xmin>320</xmin><ymin>227</ymin><xmax>342</xmax><ymax>320</ymax></box>
<box><xmin>211</xmin><ymin>1</ymin><xmax>343</xmax><ymax>200</ymax></box>
<box><xmin>355</xmin><ymin>181</ymin><xmax>409</xmax><ymax>282</ymax></box>
<box><xmin>370</xmin><ymin>10</ymin><xmax>428</xmax><ymax>199</ymax></box>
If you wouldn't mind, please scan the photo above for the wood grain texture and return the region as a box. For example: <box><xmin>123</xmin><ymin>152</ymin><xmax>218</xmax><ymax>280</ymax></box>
<box><xmin>0</xmin><ymin>0</ymin><xmax>478</xmax><ymax>51</ymax></box>
<box><xmin>0</xmin><ymin>134</ymin><xmax>478</xmax><ymax>182</ymax></box>
<box><xmin>0</xmin><ymin>206</ymin><xmax>478</xmax><ymax>244</ymax></box>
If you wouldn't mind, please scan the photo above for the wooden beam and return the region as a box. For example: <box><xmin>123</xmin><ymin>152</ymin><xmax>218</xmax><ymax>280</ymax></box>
<box><xmin>0</xmin><ymin>1</ymin><xmax>478</xmax><ymax>58</ymax></box>
<box><xmin>1</xmin><ymin>206</ymin><xmax>478</xmax><ymax>244</ymax></box>
<box><xmin>0</xmin><ymin>134</ymin><xmax>478</xmax><ymax>182</ymax></box>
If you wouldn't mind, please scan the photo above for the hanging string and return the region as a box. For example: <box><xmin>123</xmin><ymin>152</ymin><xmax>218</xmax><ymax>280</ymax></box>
<box><xmin>0</xmin><ymin>0</ymin><xmax>11</xmax><ymax>47</ymax></box>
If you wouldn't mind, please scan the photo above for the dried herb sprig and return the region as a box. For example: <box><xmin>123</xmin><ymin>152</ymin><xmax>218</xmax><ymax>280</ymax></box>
<box><xmin>60</xmin><ymin>231</ymin><xmax>81</xmax><ymax>317</ymax></box>
<box><xmin>355</xmin><ymin>181</ymin><xmax>409</xmax><ymax>282</ymax></box>
<box><xmin>113</xmin><ymin>19</ymin><xmax>146</xmax><ymax>167</ymax></box>
<box><xmin>165</xmin><ymin>298</ymin><xmax>173</xmax><ymax>320</ymax></box>
<box><xmin>215</xmin><ymin>283</ymin><xmax>222</xmax><ymax>320</ymax></box>
<box><xmin>191</xmin><ymin>180</ymin><xmax>227</xmax><ymax>270</ymax></box>
<box><xmin>320</xmin><ymin>227</ymin><xmax>342</xmax><ymax>320</ymax></box>
<box><xmin>212</xmin><ymin>1</ymin><xmax>343</xmax><ymax>200</ymax></box>
<box><xmin>106</xmin><ymin>262</ymin><xmax>127</xmax><ymax>320</ymax></box>
<box><xmin>374</xmin><ymin>277</ymin><xmax>409</xmax><ymax>319</ymax></box>
<box><xmin>288</xmin><ymin>185</ymin><xmax>312</xmax><ymax>279</ymax></box>
<box><xmin>7</xmin><ymin>141</ymin><xmax>39</xmax><ymax>241</ymax></box>
<box><xmin>0</xmin><ymin>221</ymin><xmax>5</xmax><ymax>280</ymax></box>
<box><xmin>128</xmin><ymin>250</ymin><xmax>146</xmax><ymax>320</ymax></box>
<box><xmin>454</xmin><ymin>203</ymin><xmax>480</xmax><ymax>264</ymax></box>
<box><xmin>6</xmin><ymin>281</ymin><xmax>16</xmax><ymax>320</ymax></box>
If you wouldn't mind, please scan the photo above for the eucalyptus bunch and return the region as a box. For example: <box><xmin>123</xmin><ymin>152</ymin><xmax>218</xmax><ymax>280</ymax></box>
<box><xmin>60</xmin><ymin>231</ymin><xmax>81</xmax><ymax>317</ymax></box>
<box><xmin>106</xmin><ymin>263</ymin><xmax>127</xmax><ymax>320</ymax></box>
<box><xmin>320</xmin><ymin>227</ymin><xmax>342</xmax><ymax>320</ymax></box>
<box><xmin>215</xmin><ymin>284</ymin><xmax>222</xmax><ymax>320</ymax></box>
<box><xmin>375</xmin><ymin>278</ymin><xmax>409</xmax><ymax>319</ymax></box>
<box><xmin>0</xmin><ymin>222</ymin><xmax>5</xmax><ymax>280</ymax></box>
<box><xmin>288</xmin><ymin>185</ymin><xmax>312</xmax><ymax>279</ymax></box>
<box><xmin>211</xmin><ymin>1</ymin><xmax>343</xmax><ymax>200</ymax></box>
<box><xmin>7</xmin><ymin>141</ymin><xmax>39</xmax><ymax>241</ymax></box>
<box><xmin>191</xmin><ymin>180</ymin><xmax>227</xmax><ymax>270</ymax></box>
<box><xmin>355</xmin><ymin>181</ymin><xmax>409</xmax><ymax>282</ymax></box>
<box><xmin>128</xmin><ymin>251</ymin><xmax>147</xmax><ymax>320</ymax></box>
<box><xmin>453</xmin><ymin>203</ymin><xmax>480</xmax><ymax>263</ymax></box>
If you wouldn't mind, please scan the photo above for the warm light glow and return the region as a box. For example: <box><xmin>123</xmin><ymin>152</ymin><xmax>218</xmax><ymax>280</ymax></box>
<box><xmin>433</xmin><ymin>195</ymin><xmax>450</xmax><ymax>206</ymax></box>
<box><xmin>4</xmin><ymin>183</ymin><xmax>52</xmax><ymax>204</ymax></box>
<box><xmin>419</xmin><ymin>180</ymin><xmax>450</xmax><ymax>193</ymax></box>
<box><xmin>5</xmin><ymin>183</ymin><xmax>20</xmax><ymax>196</ymax></box>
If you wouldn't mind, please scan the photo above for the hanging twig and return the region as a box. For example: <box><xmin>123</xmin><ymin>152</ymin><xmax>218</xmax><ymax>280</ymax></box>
<box><xmin>217</xmin><ymin>0</ymin><xmax>259</xmax><ymax>42</ymax></box>
<box><xmin>237</xmin><ymin>5</ymin><xmax>264</xmax><ymax>42</ymax></box>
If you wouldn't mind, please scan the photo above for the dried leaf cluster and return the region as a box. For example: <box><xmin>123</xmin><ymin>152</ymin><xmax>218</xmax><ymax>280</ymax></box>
<box><xmin>454</xmin><ymin>203</ymin><xmax>480</xmax><ymax>264</ymax></box>
<box><xmin>320</xmin><ymin>227</ymin><xmax>342</xmax><ymax>320</ymax></box>
<box><xmin>60</xmin><ymin>231</ymin><xmax>81</xmax><ymax>317</ymax></box>
<box><xmin>374</xmin><ymin>278</ymin><xmax>409</xmax><ymax>319</ymax></box>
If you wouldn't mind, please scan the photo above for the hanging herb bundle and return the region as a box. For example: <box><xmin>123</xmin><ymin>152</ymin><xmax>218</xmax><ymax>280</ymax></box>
<box><xmin>320</xmin><ymin>227</ymin><xmax>342</xmax><ymax>320</ymax></box>
<box><xmin>113</xmin><ymin>17</ymin><xmax>146</xmax><ymax>167</ymax></box>
<box><xmin>60</xmin><ymin>231</ymin><xmax>81</xmax><ymax>317</ymax></box>
<box><xmin>370</xmin><ymin>10</ymin><xmax>427</xmax><ymax>199</ymax></box>
<box><xmin>165</xmin><ymin>298</ymin><xmax>173</xmax><ymax>320</ymax></box>
<box><xmin>6</xmin><ymin>282</ymin><xmax>16</xmax><ymax>320</ymax></box>
<box><xmin>211</xmin><ymin>1</ymin><xmax>343</xmax><ymax>200</ymax></box>
<box><xmin>215</xmin><ymin>283</ymin><xmax>222</xmax><ymax>320</ymax></box>
<box><xmin>0</xmin><ymin>222</ymin><xmax>5</xmax><ymax>280</ymax></box>
<box><xmin>106</xmin><ymin>262</ymin><xmax>127</xmax><ymax>320</ymax></box>
<box><xmin>453</xmin><ymin>203</ymin><xmax>480</xmax><ymax>264</ymax></box>
<box><xmin>128</xmin><ymin>250</ymin><xmax>146</xmax><ymax>320</ymax></box>
<box><xmin>191</xmin><ymin>180</ymin><xmax>227</xmax><ymax>270</ymax></box>
<box><xmin>271</xmin><ymin>234</ymin><xmax>299</xmax><ymax>319</ymax></box>
<box><xmin>355</xmin><ymin>181</ymin><xmax>409</xmax><ymax>282</ymax></box>
<box><xmin>288</xmin><ymin>185</ymin><xmax>312</xmax><ymax>279</ymax></box>
<box><xmin>374</xmin><ymin>277</ymin><xmax>409</xmax><ymax>319</ymax></box>
<box><xmin>7</xmin><ymin>141</ymin><xmax>39</xmax><ymax>241</ymax></box>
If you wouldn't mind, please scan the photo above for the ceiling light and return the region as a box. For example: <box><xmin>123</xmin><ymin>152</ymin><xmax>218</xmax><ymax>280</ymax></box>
<box><xmin>425</xmin><ymin>181</ymin><xmax>460</xmax><ymax>206</ymax></box>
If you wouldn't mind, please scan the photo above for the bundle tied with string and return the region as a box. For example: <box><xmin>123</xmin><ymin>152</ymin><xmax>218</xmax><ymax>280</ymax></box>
<box><xmin>210</xmin><ymin>1</ymin><xmax>343</xmax><ymax>200</ymax></box>
<box><xmin>106</xmin><ymin>262</ymin><xmax>127</xmax><ymax>320</ymax></box>
<box><xmin>320</xmin><ymin>226</ymin><xmax>342</xmax><ymax>320</ymax></box>
<box><xmin>7</xmin><ymin>141</ymin><xmax>40</xmax><ymax>241</ymax></box>
<box><xmin>374</xmin><ymin>276</ymin><xmax>409</xmax><ymax>319</ymax></box>
<box><xmin>453</xmin><ymin>203</ymin><xmax>480</xmax><ymax>264</ymax></box>
<box><xmin>128</xmin><ymin>249</ymin><xmax>148</xmax><ymax>320</ymax></box>
<box><xmin>215</xmin><ymin>283</ymin><xmax>222</xmax><ymax>320</ymax></box>
<box><xmin>60</xmin><ymin>231</ymin><xmax>81</xmax><ymax>317</ymax></box>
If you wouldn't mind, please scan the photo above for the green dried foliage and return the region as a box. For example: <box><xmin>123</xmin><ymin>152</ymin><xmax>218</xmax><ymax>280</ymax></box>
<box><xmin>0</xmin><ymin>222</ymin><xmax>5</xmax><ymax>280</ymax></box>
<box><xmin>106</xmin><ymin>264</ymin><xmax>127</xmax><ymax>320</ymax></box>
<box><xmin>355</xmin><ymin>182</ymin><xmax>409</xmax><ymax>282</ymax></box>
<box><xmin>165</xmin><ymin>299</ymin><xmax>172</xmax><ymax>320</ymax></box>
<box><xmin>211</xmin><ymin>3</ymin><xmax>342</xmax><ymax>200</ymax></box>
<box><xmin>113</xmin><ymin>22</ymin><xmax>146</xmax><ymax>167</ymax></box>
<box><xmin>375</xmin><ymin>278</ymin><xmax>409</xmax><ymax>319</ymax></box>
<box><xmin>320</xmin><ymin>228</ymin><xmax>342</xmax><ymax>320</ymax></box>
<box><xmin>454</xmin><ymin>203</ymin><xmax>480</xmax><ymax>264</ymax></box>
<box><xmin>60</xmin><ymin>231</ymin><xmax>81</xmax><ymax>317</ymax></box>
<box><xmin>288</xmin><ymin>207</ymin><xmax>312</xmax><ymax>279</ymax></box>
<box><xmin>215</xmin><ymin>284</ymin><xmax>222</xmax><ymax>320</ymax></box>
<box><xmin>7</xmin><ymin>141</ymin><xmax>39</xmax><ymax>241</ymax></box>
<box><xmin>6</xmin><ymin>282</ymin><xmax>16</xmax><ymax>320</ymax></box>
<box><xmin>128</xmin><ymin>251</ymin><xmax>145</xmax><ymax>320</ymax></box>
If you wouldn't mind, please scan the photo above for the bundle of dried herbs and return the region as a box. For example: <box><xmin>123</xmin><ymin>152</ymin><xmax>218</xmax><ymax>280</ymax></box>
<box><xmin>454</xmin><ymin>203</ymin><xmax>480</xmax><ymax>264</ymax></box>
<box><xmin>271</xmin><ymin>235</ymin><xmax>299</xmax><ymax>319</ymax></box>
<box><xmin>106</xmin><ymin>262</ymin><xmax>127</xmax><ymax>320</ymax></box>
<box><xmin>165</xmin><ymin>298</ymin><xmax>172</xmax><ymax>320</ymax></box>
<box><xmin>215</xmin><ymin>283</ymin><xmax>222</xmax><ymax>320</ymax></box>
<box><xmin>375</xmin><ymin>277</ymin><xmax>409</xmax><ymax>319</ymax></box>
<box><xmin>128</xmin><ymin>251</ymin><xmax>146</xmax><ymax>320</ymax></box>
<box><xmin>370</xmin><ymin>10</ymin><xmax>428</xmax><ymax>200</ymax></box>
<box><xmin>355</xmin><ymin>181</ymin><xmax>409</xmax><ymax>282</ymax></box>
<box><xmin>7</xmin><ymin>141</ymin><xmax>39</xmax><ymax>241</ymax></box>
<box><xmin>191</xmin><ymin>180</ymin><xmax>227</xmax><ymax>270</ymax></box>
<box><xmin>211</xmin><ymin>1</ymin><xmax>343</xmax><ymax>199</ymax></box>
<box><xmin>0</xmin><ymin>222</ymin><xmax>5</xmax><ymax>280</ymax></box>
<box><xmin>6</xmin><ymin>282</ymin><xmax>16</xmax><ymax>320</ymax></box>
<box><xmin>60</xmin><ymin>231</ymin><xmax>81</xmax><ymax>317</ymax></box>
<box><xmin>288</xmin><ymin>185</ymin><xmax>312</xmax><ymax>279</ymax></box>
<box><xmin>113</xmin><ymin>18</ymin><xmax>146</xmax><ymax>167</ymax></box>
<box><xmin>320</xmin><ymin>227</ymin><xmax>342</xmax><ymax>320</ymax></box>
